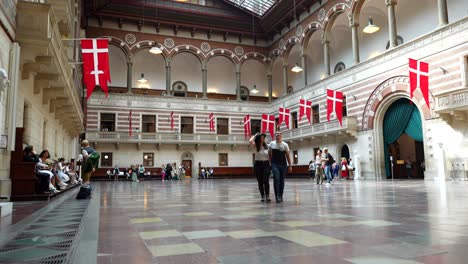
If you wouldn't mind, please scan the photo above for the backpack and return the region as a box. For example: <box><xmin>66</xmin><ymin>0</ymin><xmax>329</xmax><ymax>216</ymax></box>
<box><xmin>76</xmin><ymin>185</ymin><xmax>92</xmax><ymax>199</ymax></box>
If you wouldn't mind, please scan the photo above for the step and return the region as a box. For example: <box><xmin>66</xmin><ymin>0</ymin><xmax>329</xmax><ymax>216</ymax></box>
<box><xmin>0</xmin><ymin>202</ymin><xmax>13</xmax><ymax>218</ymax></box>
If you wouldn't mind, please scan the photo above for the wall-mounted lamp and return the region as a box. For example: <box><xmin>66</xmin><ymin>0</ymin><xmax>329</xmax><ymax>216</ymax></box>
<box><xmin>440</xmin><ymin>67</ymin><xmax>448</xmax><ymax>75</ymax></box>
<box><xmin>0</xmin><ymin>68</ymin><xmax>9</xmax><ymax>92</ymax></box>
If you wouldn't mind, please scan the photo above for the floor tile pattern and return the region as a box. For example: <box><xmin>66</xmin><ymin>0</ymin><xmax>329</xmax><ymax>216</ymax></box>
<box><xmin>96</xmin><ymin>179</ymin><xmax>468</xmax><ymax>264</ymax></box>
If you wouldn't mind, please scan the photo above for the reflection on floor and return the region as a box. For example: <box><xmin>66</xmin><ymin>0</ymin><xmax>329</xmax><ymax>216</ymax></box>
<box><xmin>97</xmin><ymin>179</ymin><xmax>468</xmax><ymax>264</ymax></box>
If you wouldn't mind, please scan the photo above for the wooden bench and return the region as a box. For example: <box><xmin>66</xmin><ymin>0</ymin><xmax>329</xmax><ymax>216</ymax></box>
<box><xmin>92</xmin><ymin>167</ymin><xmax>163</xmax><ymax>180</ymax></box>
<box><xmin>201</xmin><ymin>165</ymin><xmax>310</xmax><ymax>179</ymax></box>
<box><xmin>9</xmin><ymin>128</ymin><xmax>80</xmax><ymax>201</ymax></box>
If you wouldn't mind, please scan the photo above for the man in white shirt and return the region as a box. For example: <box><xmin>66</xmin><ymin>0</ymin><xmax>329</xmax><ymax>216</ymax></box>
<box><xmin>269</xmin><ymin>132</ymin><xmax>292</xmax><ymax>203</ymax></box>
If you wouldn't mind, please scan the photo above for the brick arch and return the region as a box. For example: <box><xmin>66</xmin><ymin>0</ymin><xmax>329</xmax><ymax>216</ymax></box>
<box><xmin>362</xmin><ymin>75</ymin><xmax>434</xmax><ymax>130</ymax></box>
<box><xmin>131</xmin><ymin>40</ymin><xmax>169</xmax><ymax>63</ymax></box>
<box><xmin>169</xmin><ymin>48</ymin><xmax>204</xmax><ymax>68</ymax></box>
<box><xmin>301</xmin><ymin>22</ymin><xmax>323</xmax><ymax>51</ymax></box>
<box><xmin>205</xmin><ymin>50</ymin><xmax>238</xmax><ymax>67</ymax></box>
<box><xmin>100</xmin><ymin>36</ymin><xmax>131</xmax><ymax>58</ymax></box>
<box><xmin>239</xmin><ymin>52</ymin><xmax>268</xmax><ymax>68</ymax></box>
<box><xmin>323</xmin><ymin>3</ymin><xmax>352</xmax><ymax>36</ymax></box>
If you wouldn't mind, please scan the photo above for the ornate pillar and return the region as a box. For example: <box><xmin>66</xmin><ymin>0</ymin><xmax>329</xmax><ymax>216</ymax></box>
<box><xmin>351</xmin><ymin>23</ymin><xmax>360</xmax><ymax>64</ymax></box>
<box><xmin>126</xmin><ymin>61</ymin><xmax>133</xmax><ymax>94</ymax></box>
<box><xmin>437</xmin><ymin>0</ymin><xmax>449</xmax><ymax>26</ymax></box>
<box><xmin>236</xmin><ymin>70</ymin><xmax>241</xmax><ymax>101</ymax></box>
<box><xmin>322</xmin><ymin>36</ymin><xmax>331</xmax><ymax>77</ymax></box>
<box><xmin>301</xmin><ymin>54</ymin><xmax>308</xmax><ymax>86</ymax></box>
<box><xmin>202</xmin><ymin>65</ymin><xmax>208</xmax><ymax>99</ymax></box>
<box><xmin>386</xmin><ymin>0</ymin><xmax>398</xmax><ymax>48</ymax></box>
<box><xmin>282</xmin><ymin>65</ymin><xmax>288</xmax><ymax>95</ymax></box>
<box><xmin>165</xmin><ymin>63</ymin><xmax>171</xmax><ymax>95</ymax></box>
<box><xmin>267</xmin><ymin>74</ymin><xmax>273</xmax><ymax>102</ymax></box>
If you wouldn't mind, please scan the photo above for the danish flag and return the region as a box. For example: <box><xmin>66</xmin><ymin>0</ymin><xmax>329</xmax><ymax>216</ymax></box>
<box><xmin>327</xmin><ymin>89</ymin><xmax>344</xmax><ymax>126</ymax></box>
<box><xmin>209</xmin><ymin>113</ymin><xmax>215</xmax><ymax>132</ymax></box>
<box><xmin>278</xmin><ymin>107</ymin><xmax>291</xmax><ymax>129</ymax></box>
<box><xmin>409</xmin><ymin>58</ymin><xmax>430</xmax><ymax>109</ymax></box>
<box><xmin>261</xmin><ymin>114</ymin><xmax>275</xmax><ymax>139</ymax></box>
<box><xmin>170</xmin><ymin>112</ymin><xmax>174</xmax><ymax>131</ymax></box>
<box><xmin>299</xmin><ymin>99</ymin><xmax>312</xmax><ymax>124</ymax></box>
<box><xmin>243</xmin><ymin>115</ymin><xmax>251</xmax><ymax>140</ymax></box>
<box><xmin>81</xmin><ymin>39</ymin><xmax>111</xmax><ymax>99</ymax></box>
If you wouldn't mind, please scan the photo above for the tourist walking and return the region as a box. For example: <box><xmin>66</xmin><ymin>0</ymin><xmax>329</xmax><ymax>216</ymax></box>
<box><xmin>138</xmin><ymin>164</ymin><xmax>145</xmax><ymax>181</ymax></box>
<box><xmin>322</xmin><ymin>148</ymin><xmax>335</xmax><ymax>185</ymax></box>
<box><xmin>250</xmin><ymin>132</ymin><xmax>271</xmax><ymax>202</ymax></box>
<box><xmin>308</xmin><ymin>160</ymin><xmax>315</xmax><ymax>180</ymax></box>
<box><xmin>315</xmin><ymin>149</ymin><xmax>324</xmax><ymax>185</ymax></box>
<box><xmin>269</xmin><ymin>132</ymin><xmax>292</xmax><ymax>203</ymax></box>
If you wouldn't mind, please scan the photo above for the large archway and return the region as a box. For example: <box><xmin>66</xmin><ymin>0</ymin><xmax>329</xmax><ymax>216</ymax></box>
<box><xmin>382</xmin><ymin>98</ymin><xmax>425</xmax><ymax>179</ymax></box>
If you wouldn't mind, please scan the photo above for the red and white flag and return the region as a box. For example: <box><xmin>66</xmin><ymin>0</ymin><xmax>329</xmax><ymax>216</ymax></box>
<box><xmin>409</xmin><ymin>58</ymin><xmax>430</xmax><ymax>109</ymax></box>
<box><xmin>299</xmin><ymin>99</ymin><xmax>312</xmax><ymax>124</ymax></box>
<box><xmin>81</xmin><ymin>39</ymin><xmax>111</xmax><ymax>99</ymax></box>
<box><xmin>327</xmin><ymin>89</ymin><xmax>344</xmax><ymax>126</ymax></box>
<box><xmin>243</xmin><ymin>115</ymin><xmax>251</xmax><ymax>140</ymax></box>
<box><xmin>170</xmin><ymin>111</ymin><xmax>174</xmax><ymax>131</ymax></box>
<box><xmin>209</xmin><ymin>113</ymin><xmax>215</xmax><ymax>132</ymax></box>
<box><xmin>278</xmin><ymin>107</ymin><xmax>291</xmax><ymax>129</ymax></box>
<box><xmin>129</xmin><ymin>110</ymin><xmax>132</xmax><ymax>136</ymax></box>
<box><xmin>261</xmin><ymin>114</ymin><xmax>275</xmax><ymax>139</ymax></box>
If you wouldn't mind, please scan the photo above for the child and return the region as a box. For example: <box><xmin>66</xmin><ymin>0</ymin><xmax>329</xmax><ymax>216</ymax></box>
<box><xmin>341</xmin><ymin>157</ymin><xmax>349</xmax><ymax>180</ymax></box>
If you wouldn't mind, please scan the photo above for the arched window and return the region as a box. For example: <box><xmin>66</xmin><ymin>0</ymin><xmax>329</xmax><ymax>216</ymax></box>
<box><xmin>334</xmin><ymin>62</ymin><xmax>346</xmax><ymax>73</ymax></box>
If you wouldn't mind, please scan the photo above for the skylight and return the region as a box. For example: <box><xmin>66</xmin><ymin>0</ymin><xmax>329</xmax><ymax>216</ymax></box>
<box><xmin>226</xmin><ymin>0</ymin><xmax>279</xmax><ymax>16</ymax></box>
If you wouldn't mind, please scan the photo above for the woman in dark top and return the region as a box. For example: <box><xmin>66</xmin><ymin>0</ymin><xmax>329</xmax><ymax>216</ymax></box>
<box><xmin>23</xmin><ymin>145</ymin><xmax>39</xmax><ymax>162</ymax></box>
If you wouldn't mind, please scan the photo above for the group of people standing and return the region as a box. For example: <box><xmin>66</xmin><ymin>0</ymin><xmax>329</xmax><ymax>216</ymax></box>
<box><xmin>250</xmin><ymin>132</ymin><xmax>357</xmax><ymax>202</ymax></box>
<box><xmin>161</xmin><ymin>163</ymin><xmax>185</xmax><ymax>181</ymax></box>
<box><xmin>312</xmin><ymin>149</ymin><xmax>353</xmax><ymax>185</ymax></box>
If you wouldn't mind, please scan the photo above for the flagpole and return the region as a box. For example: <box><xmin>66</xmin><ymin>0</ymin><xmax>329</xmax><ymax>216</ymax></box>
<box><xmin>63</xmin><ymin>37</ymin><xmax>111</xmax><ymax>41</ymax></box>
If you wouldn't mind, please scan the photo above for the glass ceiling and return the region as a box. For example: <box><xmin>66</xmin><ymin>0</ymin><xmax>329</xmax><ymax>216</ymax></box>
<box><xmin>226</xmin><ymin>0</ymin><xmax>279</xmax><ymax>16</ymax></box>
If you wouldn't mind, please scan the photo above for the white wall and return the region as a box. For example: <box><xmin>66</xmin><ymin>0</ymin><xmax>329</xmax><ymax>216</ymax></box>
<box><xmin>271</xmin><ymin>57</ymin><xmax>284</xmax><ymax>97</ymax></box>
<box><xmin>0</xmin><ymin>28</ymin><xmax>12</xmax><ymax>197</ymax></box>
<box><xmin>396</xmin><ymin>0</ymin><xmax>438</xmax><ymax>42</ymax></box>
<box><xmin>329</xmin><ymin>13</ymin><xmax>353</xmax><ymax>73</ymax></box>
<box><xmin>305</xmin><ymin>30</ymin><xmax>324</xmax><ymax>84</ymax></box>
<box><xmin>287</xmin><ymin>44</ymin><xmax>303</xmax><ymax>91</ymax></box>
<box><xmin>359</xmin><ymin>0</ymin><xmax>389</xmax><ymax>60</ymax></box>
<box><xmin>207</xmin><ymin>56</ymin><xmax>236</xmax><ymax>95</ymax></box>
<box><xmin>172</xmin><ymin>52</ymin><xmax>203</xmax><ymax>93</ymax></box>
<box><xmin>241</xmin><ymin>59</ymin><xmax>268</xmax><ymax>97</ymax></box>
<box><xmin>132</xmin><ymin>48</ymin><xmax>166</xmax><ymax>90</ymax></box>
<box><xmin>108</xmin><ymin>45</ymin><xmax>127</xmax><ymax>87</ymax></box>
<box><xmin>448</xmin><ymin>0</ymin><xmax>468</xmax><ymax>23</ymax></box>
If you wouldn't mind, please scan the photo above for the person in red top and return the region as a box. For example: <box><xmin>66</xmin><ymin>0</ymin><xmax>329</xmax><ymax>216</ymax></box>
<box><xmin>341</xmin><ymin>157</ymin><xmax>349</xmax><ymax>179</ymax></box>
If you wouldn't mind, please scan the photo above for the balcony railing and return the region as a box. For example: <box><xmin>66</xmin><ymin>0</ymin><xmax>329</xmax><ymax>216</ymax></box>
<box><xmin>86</xmin><ymin>132</ymin><xmax>249</xmax><ymax>144</ymax></box>
<box><xmin>87</xmin><ymin>117</ymin><xmax>357</xmax><ymax>144</ymax></box>
<box><xmin>436</xmin><ymin>89</ymin><xmax>468</xmax><ymax>112</ymax></box>
<box><xmin>282</xmin><ymin>117</ymin><xmax>358</xmax><ymax>140</ymax></box>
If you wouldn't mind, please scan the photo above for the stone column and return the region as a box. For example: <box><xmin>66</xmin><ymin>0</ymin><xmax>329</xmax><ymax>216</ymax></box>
<box><xmin>282</xmin><ymin>65</ymin><xmax>288</xmax><ymax>95</ymax></box>
<box><xmin>127</xmin><ymin>61</ymin><xmax>133</xmax><ymax>94</ymax></box>
<box><xmin>165</xmin><ymin>64</ymin><xmax>171</xmax><ymax>95</ymax></box>
<box><xmin>322</xmin><ymin>37</ymin><xmax>331</xmax><ymax>77</ymax></box>
<box><xmin>351</xmin><ymin>23</ymin><xmax>360</xmax><ymax>64</ymax></box>
<box><xmin>437</xmin><ymin>0</ymin><xmax>449</xmax><ymax>26</ymax></box>
<box><xmin>301</xmin><ymin>54</ymin><xmax>308</xmax><ymax>86</ymax></box>
<box><xmin>236</xmin><ymin>71</ymin><xmax>241</xmax><ymax>101</ymax></box>
<box><xmin>386</xmin><ymin>0</ymin><xmax>398</xmax><ymax>48</ymax></box>
<box><xmin>267</xmin><ymin>74</ymin><xmax>273</xmax><ymax>102</ymax></box>
<box><xmin>202</xmin><ymin>67</ymin><xmax>208</xmax><ymax>99</ymax></box>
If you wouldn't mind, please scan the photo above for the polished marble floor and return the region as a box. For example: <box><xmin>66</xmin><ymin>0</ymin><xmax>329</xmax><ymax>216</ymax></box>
<box><xmin>95</xmin><ymin>179</ymin><xmax>468</xmax><ymax>264</ymax></box>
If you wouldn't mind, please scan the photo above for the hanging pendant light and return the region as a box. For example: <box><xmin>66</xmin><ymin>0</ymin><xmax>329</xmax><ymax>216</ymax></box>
<box><xmin>138</xmin><ymin>73</ymin><xmax>148</xmax><ymax>83</ymax></box>
<box><xmin>291</xmin><ymin>63</ymin><xmax>303</xmax><ymax>73</ymax></box>
<box><xmin>149</xmin><ymin>46</ymin><xmax>163</xmax><ymax>54</ymax></box>
<box><xmin>290</xmin><ymin>0</ymin><xmax>303</xmax><ymax>74</ymax></box>
<box><xmin>251</xmin><ymin>84</ymin><xmax>259</xmax><ymax>94</ymax></box>
<box><xmin>363</xmin><ymin>17</ymin><xmax>380</xmax><ymax>34</ymax></box>
<box><xmin>149</xmin><ymin>0</ymin><xmax>162</xmax><ymax>55</ymax></box>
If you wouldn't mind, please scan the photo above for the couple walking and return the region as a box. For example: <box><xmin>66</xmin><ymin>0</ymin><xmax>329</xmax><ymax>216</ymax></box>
<box><xmin>249</xmin><ymin>132</ymin><xmax>292</xmax><ymax>203</ymax></box>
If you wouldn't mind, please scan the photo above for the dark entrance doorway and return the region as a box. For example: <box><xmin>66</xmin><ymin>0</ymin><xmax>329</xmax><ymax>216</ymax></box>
<box><xmin>182</xmin><ymin>160</ymin><xmax>192</xmax><ymax>178</ymax></box>
<box><xmin>383</xmin><ymin>98</ymin><xmax>425</xmax><ymax>179</ymax></box>
<box><xmin>341</xmin><ymin>145</ymin><xmax>350</xmax><ymax>161</ymax></box>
